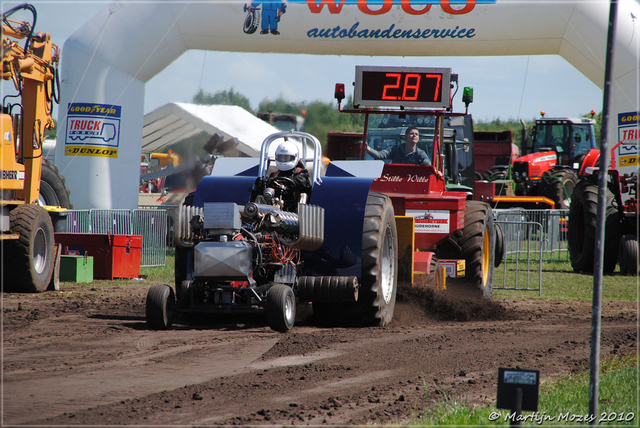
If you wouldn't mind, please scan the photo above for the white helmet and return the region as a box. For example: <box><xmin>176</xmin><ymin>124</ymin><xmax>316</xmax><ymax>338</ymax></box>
<box><xmin>275</xmin><ymin>141</ymin><xmax>299</xmax><ymax>171</ymax></box>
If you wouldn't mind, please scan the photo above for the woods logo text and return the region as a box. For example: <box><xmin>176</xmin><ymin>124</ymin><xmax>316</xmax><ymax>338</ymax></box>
<box><xmin>295</xmin><ymin>0</ymin><xmax>493</xmax><ymax>15</ymax></box>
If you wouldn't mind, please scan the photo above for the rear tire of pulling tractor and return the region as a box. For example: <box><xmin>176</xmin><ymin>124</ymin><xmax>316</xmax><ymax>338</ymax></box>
<box><xmin>313</xmin><ymin>191</ymin><xmax>398</xmax><ymax>327</ymax></box>
<box><xmin>494</xmin><ymin>222</ymin><xmax>505</xmax><ymax>268</ymax></box>
<box><xmin>357</xmin><ymin>191</ymin><xmax>398</xmax><ymax>326</ymax></box>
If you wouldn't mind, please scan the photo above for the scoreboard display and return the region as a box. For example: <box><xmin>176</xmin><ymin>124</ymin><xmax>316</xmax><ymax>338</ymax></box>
<box><xmin>354</xmin><ymin>66</ymin><xmax>451</xmax><ymax>109</ymax></box>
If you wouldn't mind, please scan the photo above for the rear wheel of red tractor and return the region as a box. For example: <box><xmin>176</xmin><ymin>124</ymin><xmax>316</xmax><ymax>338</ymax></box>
<box><xmin>619</xmin><ymin>234</ymin><xmax>638</xmax><ymax>276</ymax></box>
<box><xmin>568</xmin><ymin>180</ymin><xmax>621</xmax><ymax>273</ymax></box>
<box><xmin>494</xmin><ymin>222</ymin><xmax>504</xmax><ymax>268</ymax></box>
<box><xmin>541</xmin><ymin>168</ymin><xmax>578</xmax><ymax>210</ymax></box>
<box><xmin>441</xmin><ymin>201</ymin><xmax>495</xmax><ymax>299</ymax></box>
<box><xmin>484</xmin><ymin>167</ymin><xmax>509</xmax><ymax>181</ymax></box>
<box><xmin>3</xmin><ymin>204</ymin><xmax>55</xmax><ymax>293</ymax></box>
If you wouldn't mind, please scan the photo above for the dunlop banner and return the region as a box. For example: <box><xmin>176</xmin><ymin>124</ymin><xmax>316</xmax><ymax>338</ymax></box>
<box><xmin>64</xmin><ymin>103</ymin><xmax>122</xmax><ymax>158</ymax></box>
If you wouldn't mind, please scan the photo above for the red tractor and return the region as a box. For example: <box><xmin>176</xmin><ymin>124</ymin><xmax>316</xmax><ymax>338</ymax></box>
<box><xmin>568</xmin><ymin>119</ymin><xmax>638</xmax><ymax>275</ymax></box>
<box><xmin>476</xmin><ymin>113</ymin><xmax>599</xmax><ymax>210</ymax></box>
<box><xmin>326</xmin><ymin>66</ymin><xmax>496</xmax><ymax>296</ymax></box>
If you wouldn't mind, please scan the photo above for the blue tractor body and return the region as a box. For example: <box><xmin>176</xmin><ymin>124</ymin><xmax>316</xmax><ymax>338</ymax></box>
<box><xmin>146</xmin><ymin>132</ymin><xmax>399</xmax><ymax>332</ymax></box>
<box><xmin>192</xmin><ymin>173</ymin><xmax>374</xmax><ymax>279</ymax></box>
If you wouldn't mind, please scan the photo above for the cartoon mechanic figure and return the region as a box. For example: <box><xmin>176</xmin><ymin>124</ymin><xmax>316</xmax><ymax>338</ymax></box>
<box><xmin>249</xmin><ymin>1</ymin><xmax>286</xmax><ymax>35</ymax></box>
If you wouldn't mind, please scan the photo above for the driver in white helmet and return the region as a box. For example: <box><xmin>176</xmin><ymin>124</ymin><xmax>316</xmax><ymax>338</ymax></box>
<box><xmin>251</xmin><ymin>140</ymin><xmax>312</xmax><ymax>211</ymax></box>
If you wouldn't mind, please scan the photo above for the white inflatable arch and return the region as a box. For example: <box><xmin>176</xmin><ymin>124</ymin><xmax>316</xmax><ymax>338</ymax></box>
<box><xmin>56</xmin><ymin>0</ymin><xmax>639</xmax><ymax>209</ymax></box>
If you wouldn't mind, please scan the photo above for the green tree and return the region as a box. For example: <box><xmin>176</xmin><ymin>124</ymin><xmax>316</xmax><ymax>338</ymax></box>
<box><xmin>258</xmin><ymin>95</ymin><xmax>365</xmax><ymax>148</ymax></box>
<box><xmin>192</xmin><ymin>88</ymin><xmax>254</xmax><ymax>113</ymax></box>
<box><xmin>258</xmin><ymin>96</ymin><xmax>303</xmax><ymax>116</ymax></box>
<box><xmin>474</xmin><ymin>117</ymin><xmax>534</xmax><ymax>151</ymax></box>
<box><xmin>585</xmin><ymin>110</ymin><xmax>602</xmax><ymax>146</ymax></box>
<box><xmin>303</xmin><ymin>96</ymin><xmax>364</xmax><ymax>145</ymax></box>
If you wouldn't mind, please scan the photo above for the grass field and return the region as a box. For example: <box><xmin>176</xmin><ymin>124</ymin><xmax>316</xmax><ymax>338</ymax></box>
<box><xmin>493</xmin><ymin>259</ymin><xmax>637</xmax><ymax>303</ymax></box>
<box><xmin>412</xmin><ymin>354</ymin><xmax>638</xmax><ymax>426</ymax></box>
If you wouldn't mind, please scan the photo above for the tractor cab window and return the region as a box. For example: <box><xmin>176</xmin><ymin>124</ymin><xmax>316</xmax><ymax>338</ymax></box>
<box><xmin>571</xmin><ymin>124</ymin><xmax>594</xmax><ymax>158</ymax></box>
<box><xmin>533</xmin><ymin>122</ymin><xmax>571</xmax><ymax>154</ymax></box>
<box><xmin>442</xmin><ymin>115</ymin><xmax>475</xmax><ymax>189</ymax></box>
<box><xmin>364</xmin><ymin>114</ymin><xmax>436</xmax><ymax>163</ymax></box>
<box><xmin>368</xmin><ymin>137</ymin><xmax>397</xmax><ymax>152</ymax></box>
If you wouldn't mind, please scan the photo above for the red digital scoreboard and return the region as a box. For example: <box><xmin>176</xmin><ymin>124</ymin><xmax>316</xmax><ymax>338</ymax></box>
<box><xmin>354</xmin><ymin>66</ymin><xmax>451</xmax><ymax>109</ymax></box>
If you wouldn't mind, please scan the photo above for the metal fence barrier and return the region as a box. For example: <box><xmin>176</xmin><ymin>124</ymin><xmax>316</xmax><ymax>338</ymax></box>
<box><xmin>89</xmin><ymin>209</ymin><xmax>133</xmax><ymax>235</ymax></box>
<box><xmin>495</xmin><ymin>209</ymin><xmax>569</xmax><ymax>262</ymax></box>
<box><xmin>63</xmin><ymin>210</ymin><xmax>91</xmax><ymax>233</ymax></box>
<box><xmin>133</xmin><ymin>209</ymin><xmax>168</xmax><ymax>267</ymax></box>
<box><xmin>493</xmin><ymin>209</ymin><xmax>569</xmax><ymax>296</ymax></box>
<box><xmin>494</xmin><ymin>220</ymin><xmax>543</xmax><ymax>295</ymax></box>
<box><xmin>59</xmin><ymin>209</ymin><xmax>168</xmax><ymax>267</ymax></box>
<box><xmin>138</xmin><ymin>205</ymin><xmax>178</xmax><ymax>249</ymax></box>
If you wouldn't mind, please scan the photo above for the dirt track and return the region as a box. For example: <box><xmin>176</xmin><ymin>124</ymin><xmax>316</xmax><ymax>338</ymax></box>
<box><xmin>2</xmin><ymin>281</ymin><xmax>637</xmax><ymax>426</ymax></box>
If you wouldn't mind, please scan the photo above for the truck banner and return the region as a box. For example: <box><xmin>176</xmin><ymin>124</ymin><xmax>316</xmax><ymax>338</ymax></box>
<box><xmin>612</xmin><ymin>111</ymin><xmax>639</xmax><ymax>177</ymax></box>
<box><xmin>64</xmin><ymin>103</ymin><xmax>121</xmax><ymax>158</ymax></box>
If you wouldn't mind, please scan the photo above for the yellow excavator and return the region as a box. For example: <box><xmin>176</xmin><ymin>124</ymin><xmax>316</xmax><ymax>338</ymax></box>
<box><xmin>2</xmin><ymin>4</ymin><xmax>71</xmax><ymax>292</ymax></box>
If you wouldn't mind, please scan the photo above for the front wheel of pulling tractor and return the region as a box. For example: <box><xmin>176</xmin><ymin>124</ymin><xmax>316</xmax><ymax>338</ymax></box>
<box><xmin>267</xmin><ymin>284</ymin><xmax>296</xmax><ymax>332</ymax></box>
<box><xmin>146</xmin><ymin>284</ymin><xmax>176</xmax><ymax>330</ymax></box>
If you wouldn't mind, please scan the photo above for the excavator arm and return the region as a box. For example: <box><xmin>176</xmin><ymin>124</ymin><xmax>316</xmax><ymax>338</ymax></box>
<box><xmin>2</xmin><ymin>3</ymin><xmax>59</xmax><ymax>205</ymax></box>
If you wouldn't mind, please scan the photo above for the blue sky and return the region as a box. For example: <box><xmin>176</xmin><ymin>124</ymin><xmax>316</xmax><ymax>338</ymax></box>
<box><xmin>3</xmin><ymin>1</ymin><xmax>604</xmax><ymax>123</ymax></box>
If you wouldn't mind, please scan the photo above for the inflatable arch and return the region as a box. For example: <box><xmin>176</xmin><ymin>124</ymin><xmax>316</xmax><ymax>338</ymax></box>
<box><xmin>56</xmin><ymin>0</ymin><xmax>639</xmax><ymax>209</ymax></box>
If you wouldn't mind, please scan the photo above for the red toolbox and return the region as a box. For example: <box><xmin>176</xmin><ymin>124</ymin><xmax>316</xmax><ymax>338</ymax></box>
<box><xmin>54</xmin><ymin>233</ymin><xmax>142</xmax><ymax>280</ymax></box>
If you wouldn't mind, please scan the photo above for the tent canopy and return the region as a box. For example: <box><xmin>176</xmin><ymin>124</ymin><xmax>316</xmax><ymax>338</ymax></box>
<box><xmin>142</xmin><ymin>103</ymin><xmax>280</xmax><ymax>157</ymax></box>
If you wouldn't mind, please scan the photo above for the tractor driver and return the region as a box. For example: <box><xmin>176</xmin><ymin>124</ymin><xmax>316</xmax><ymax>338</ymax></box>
<box><xmin>251</xmin><ymin>140</ymin><xmax>312</xmax><ymax>211</ymax></box>
<box><xmin>365</xmin><ymin>127</ymin><xmax>431</xmax><ymax>165</ymax></box>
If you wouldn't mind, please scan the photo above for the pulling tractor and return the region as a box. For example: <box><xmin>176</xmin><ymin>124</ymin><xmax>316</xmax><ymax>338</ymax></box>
<box><xmin>477</xmin><ymin>113</ymin><xmax>599</xmax><ymax>210</ymax></box>
<box><xmin>327</xmin><ymin>66</ymin><xmax>495</xmax><ymax>296</ymax></box>
<box><xmin>147</xmin><ymin>131</ymin><xmax>399</xmax><ymax>331</ymax></box>
<box><xmin>568</xmin><ymin>122</ymin><xmax>638</xmax><ymax>275</ymax></box>
<box><xmin>2</xmin><ymin>4</ymin><xmax>72</xmax><ymax>292</ymax></box>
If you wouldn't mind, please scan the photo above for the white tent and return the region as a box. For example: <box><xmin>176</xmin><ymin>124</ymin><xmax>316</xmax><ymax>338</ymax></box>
<box><xmin>142</xmin><ymin>103</ymin><xmax>280</xmax><ymax>157</ymax></box>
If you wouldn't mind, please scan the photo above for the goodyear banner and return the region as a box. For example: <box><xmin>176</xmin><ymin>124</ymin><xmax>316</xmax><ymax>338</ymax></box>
<box><xmin>64</xmin><ymin>103</ymin><xmax>121</xmax><ymax>158</ymax></box>
<box><xmin>612</xmin><ymin>111</ymin><xmax>639</xmax><ymax>176</ymax></box>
